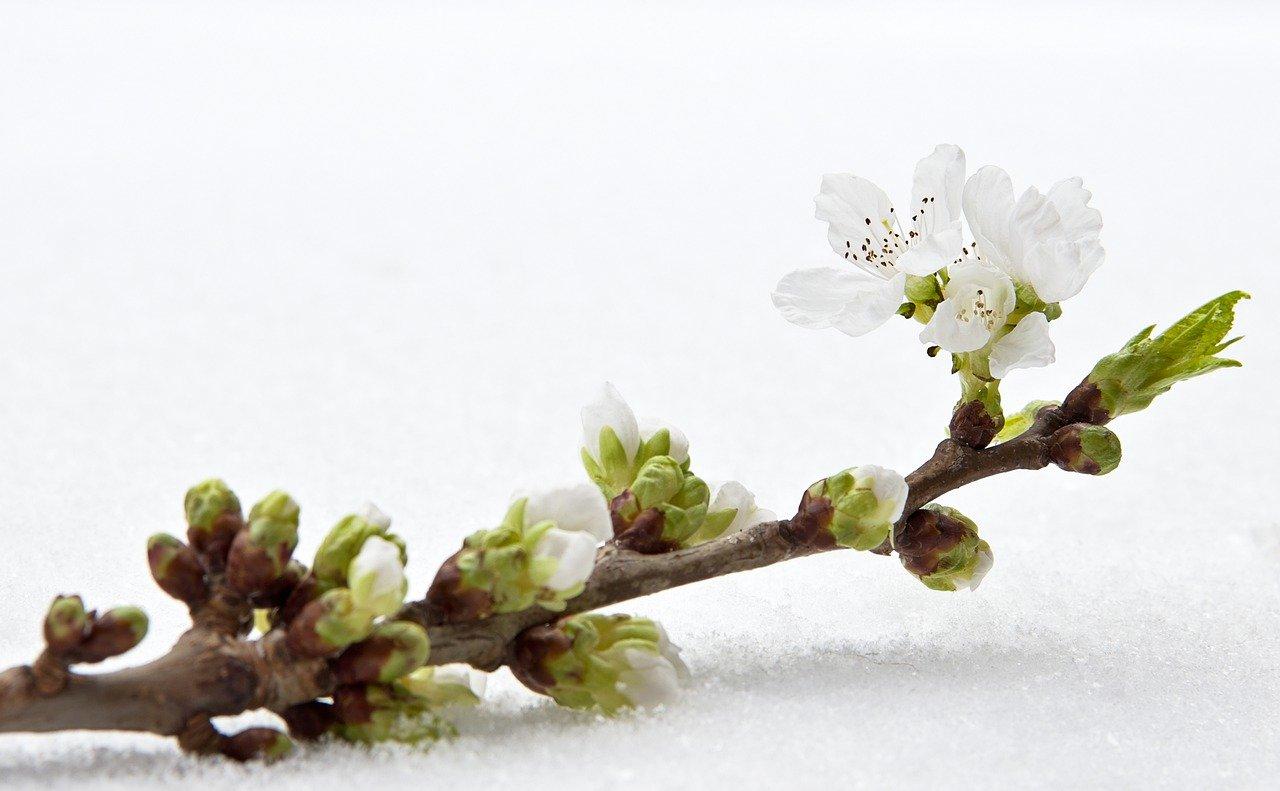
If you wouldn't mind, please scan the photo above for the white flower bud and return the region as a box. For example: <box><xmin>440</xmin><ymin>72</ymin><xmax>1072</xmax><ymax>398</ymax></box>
<box><xmin>581</xmin><ymin>382</ymin><xmax>641</xmax><ymax>466</ymax></box>
<box><xmin>617</xmin><ymin>647</ymin><xmax>684</xmax><ymax>708</ymax></box>
<box><xmin>533</xmin><ymin>528</ymin><xmax>598</xmax><ymax>591</ymax></box>
<box><xmin>519</xmin><ymin>484</ymin><xmax>611</xmax><ymax>541</ymax></box>
<box><xmin>347</xmin><ymin>536</ymin><xmax>408</xmax><ymax>617</ymax></box>
<box><xmin>851</xmin><ymin>464</ymin><xmax>908</xmax><ymax>525</ymax></box>
<box><xmin>357</xmin><ymin>501</ymin><xmax>392</xmax><ymax>529</ymax></box>
<box><xmin>708</xmin><ymin>481</ymin><xmax>776</xmax><ymax>534</ymax></box>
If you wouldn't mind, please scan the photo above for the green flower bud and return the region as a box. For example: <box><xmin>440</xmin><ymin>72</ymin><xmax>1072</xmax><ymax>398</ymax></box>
<box><xmin>285</xmin><ymin>588</ymin><xmax>373</xmax><ymax>658</ymax></box>
<box><xmin>312</xmin><ymin>507</ymin><xmax>407</xmax><ymax>591</ymax></box>
<box><xmin>1050</xmin><ymin>423</ymin><xmax>1122</xmax><ymax>475</ymax></box>
<box><xmin>76</xmin><ymin>606</ymin><xmax>148</xmax><ymax>663</ymax></box>
<box><xmin>1077</xmin><ymin>291</ymin><xmax>1247</xmax><ymax>422</ymax></box>
<box><xmin>221</xmin><ymin>727</ymin><xmax>294</xmax><ymax>763</ymax></box>
<box><xmin>226</xmin><ymin>500</ymin><xmax>300</xmax><ymax>597</ymax></box>
<box><xmin>332</xmin><ymin>683</ymin><xmax>452</xmax><ymax>744</ymax></box>
<box><xmin>248</xmin><ymin>490</ymin><xmax>301</xmax><ymax>526</ymax></box>
<box><xmin>610</xmin><ymin>463</ymin><xmax>711</xmax><ymax>552</ymax></box>
<box><xmin>147</xmin><ymin>533</ymin><xmax>208</xmax><ymax>605</ymax></box>
<box><xmin>510</xmin><ymin>613</ymin><xmax>688</xmax><ymax>714</ymax></box>
<box><xmin>895</xmin><ymin>504</ymin><xmax>993</xmax><ymax>592</ymax></box>
<box><xmin>184</xmin><ymin>478</ymin><xmax>244</xmax><ymax>568</ymax></box>
<box><xmin>993</xmin><ymin>400</ymin><xmax>1060</xmax><ymax>444</ymax></box>
<box><xmin>399</xmin><ymin>665</ymin><xmax>487</xmax><ymax>708</ymax></box>
<box><xmin>630</xmin><ymin>456</ymin><xmax>685</xmax><ymax>509</ymax></box>
<box><xmin>333</xmin><ymin>621</ymin><xmax>431</xmax><ymax>685</ymax></box>
<box><xmin>43</xmin><ymin>595</ymin><xmax>88</xmax><ymax>653</ymax></box>
<box><xmin>807</xmin><ymin>465</ymin><xmax>908</xmax><ymax>551</ymax></box>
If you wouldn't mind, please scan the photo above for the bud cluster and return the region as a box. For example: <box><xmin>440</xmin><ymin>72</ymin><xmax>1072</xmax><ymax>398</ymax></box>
<box><xmin>894</xmin><ymin>504</ymin><xmax>993</xmax><ymax>591</ymax></box>
<box><xmin>43</xmin><ymin>595</ymin><xmax>149</xmax><ymax>664</ymax></box>
<box><xmin>793</xmin><ymin>465</ymin><xmax>909</xmax><ymax>550</ymax></box>
<box><xmin>425</xmin><ymin>487</ymin><xmax>607</xmax><ymax>620</ymax></box>
<box><xmin>327</xmin><ymin>663</ymin><xmax>485</xmax><ymax>744</ymax></box>
<box><xmin>510</xmin><ymin>613</ymin><xmax>687</xmax><ymax>713</ymax></box>
<box><xmin>286</xmin><ymin>506</ymin><xmax>412</xmax><ymax>658</ymax></box>
<box><xmin>580</xmin><ymin>383</ymin><xmax>772</xmax><ymax>553</ymax></box>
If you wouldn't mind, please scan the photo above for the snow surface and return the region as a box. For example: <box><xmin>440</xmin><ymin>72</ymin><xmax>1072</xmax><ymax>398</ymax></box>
<box><xmin>1</xmin><ymin>1</ymin><xmax>1278</xmax><ymax>788</ymax></box>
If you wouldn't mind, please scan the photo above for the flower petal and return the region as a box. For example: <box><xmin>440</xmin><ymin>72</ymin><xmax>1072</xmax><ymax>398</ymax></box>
<box><xmin>533</xmin><ymin>527</ymin><xmax>598</xmax><ymax>590</ymax></box>
<box><xmin>1022</xmin><ymin>236</ymin><xmax>1106</xmax><ymax>303</ymax></box>
<box><xmin>1046</xmin><ymin>177</ymin><xmax>1103</xmax><ymax>242</ymax></box>
<box><xmin>581</xmin><ymin>383</ymin><xmax>640</xmax><ymax>464</ymax></box>
<box><xmin>962</xmin><ymin>165</ymin><xmax>1015</xmax><ymax>271</ymax></box>
<box><xmin>989</xmin><ymin>312</ymin><xmax>1056</xmax><ymax>379</ymax></box>
<box><xmin>617</xmin><ymin>648</ymin><xmax>683</xmax><ymax>707</ymax></box>
<box><xmin>852</xmin><ymin>464</ymin><xmax>908</xmax><ymax>523</ymax></box>
<box><xmin>708</xmin><ymin>481</ymin><xmax>776</xmax><ymax>533</ymax></box>
<box><xmin>910</xmin><ymin>144</ymin><xmax>966</xmax><ymax>232</ymax></box>
<box><xmin>815</xmin><ymin>174</ymin><xmax>898</xmax><ymax>278</ymax></box>
<box><xmin>773</xmin><ymin>267</ymin><xmax>905</xmax><ymax>337</ymax></box>
<box><xmin>357</xmin><ymin>501</ymin><xmax>392</xmax><ymax>529</ymax></box>
<box><xmin>919</xmin><ymin>296</ymin><xmax>992</xmax><ymax>353</ymax></box>
<box><xmin>520</xmin><ymin>484</ymin><xmax>612</xmax><ymax>541</ymax></box>
<box><xmin>638</xmin><ymin>417</ymin><xmax>689</xmax><ymax>465</ymax></box>
<box><xmin>962</xmin><ymin>546</ymin><xmax>995</xmax><ymax>591</ymax></box>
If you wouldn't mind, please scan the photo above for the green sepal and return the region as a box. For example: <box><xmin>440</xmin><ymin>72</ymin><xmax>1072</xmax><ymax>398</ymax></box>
<box><xmin>313</xmin><ymin>515</ymin><xmax>407</xmax><ymax>591</ymax></box>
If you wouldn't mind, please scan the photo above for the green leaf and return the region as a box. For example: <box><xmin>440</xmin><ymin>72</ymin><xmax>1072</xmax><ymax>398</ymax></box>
<box><xmin>1087</xmin><ymin>291</ymin><xmax>1248</xmax><ymax>419</ymax></box>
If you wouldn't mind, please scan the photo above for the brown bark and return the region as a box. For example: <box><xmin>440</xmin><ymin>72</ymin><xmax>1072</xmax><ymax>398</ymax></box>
<box><xmin>0</xmin><ymin>385</ymin><xmax>1082</xmax><ymax>739</ymax></box>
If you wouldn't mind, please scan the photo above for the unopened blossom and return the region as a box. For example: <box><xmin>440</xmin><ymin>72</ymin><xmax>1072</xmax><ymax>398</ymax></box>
<box><xmin>773</xmin><ymin>144</ymin><xmax>966</xmax><ymax>336</ymax></box>
<box><xmin>348</xmin><ymin>536</ymin><xmax>408</xmax><ymax>617</ymax></box>
<box><xmin>519</xmin><ymin>484</ymin><xmax>612</xmax><ymax>542</ymax></box>
<box><xmin>708</xmin><ymin>481</ymin><xmax>777</xmax><ymax>534</ymax></box>
<box><xmin>581</xmin><ymin>383</ymin><xmax>689</xmax><ymax>468</ymax></box>
<box><xmin>617</xmin><ymin>623</ymin><xmax>689</xmax><ymax>708</ymax></box>
<box><xmin>532</xmin><ymin>527</ymin><xmax>599</xmax><ymax>590</ymax></box>
<box><xmin>357</xmin><ymin>501</ymin><xmax>392</xmax><ymax>529</ymax></box>
<box><xmin>515</xmin><ymin>484</ymin><xmax>610</xmax><ymax>590</ymax></box>
<box><xmin>400</xmin><ymin>664</ymin><xmax>488</xmax><ymax>707</ymax></box>
<box><xmin>510</xmin><ymin>613</ymin><xmax>689</xmax><ymax>713</ymax></box>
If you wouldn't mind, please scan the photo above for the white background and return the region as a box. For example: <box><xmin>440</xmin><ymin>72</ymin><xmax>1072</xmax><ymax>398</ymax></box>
<box><xmin>1</xmin><ymin>1</ymin><xmax>1277</xmax><ymax>788</ymax></box>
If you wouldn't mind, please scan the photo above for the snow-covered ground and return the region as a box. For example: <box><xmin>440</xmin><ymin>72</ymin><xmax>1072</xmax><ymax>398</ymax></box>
<box><xmin>1</xmin><ymin>1</ymin><xmax>1277</xmax><ymax>788</ymax></box>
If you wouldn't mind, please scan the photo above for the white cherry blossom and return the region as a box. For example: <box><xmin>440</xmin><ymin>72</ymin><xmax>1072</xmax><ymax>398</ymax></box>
<box><xmin>773</xmin><ymin>144</ymin><xmax>966</xmax><ymax>337</ymax></box>
<box><xmin>963</xmin><ymin>165</ymin><xmax>1104</xmax><ymax>304</ymax></box>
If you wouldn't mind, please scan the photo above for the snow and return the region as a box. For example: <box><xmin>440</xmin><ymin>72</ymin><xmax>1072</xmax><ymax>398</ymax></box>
<box><xmin>1</xmin><ymin>1</ymin><xmax>1278</xmax><ymax>788</ymax></box>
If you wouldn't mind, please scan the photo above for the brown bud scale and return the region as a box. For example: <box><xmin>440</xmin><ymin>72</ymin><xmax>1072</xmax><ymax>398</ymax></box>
<box><xmin>1061</xmin><ymin>380</ymin><xmax>1111</xmax><ymax>425</ymax></box>
<box><xmin>425</xmin><ymin>552</ymin><xmax>495</xmax><ymax>624</ymax></box>
<box><xmin>611</xmin><ymin>504</ymin><xmax>677</xmax><ymax>554</ymax></box>
<box><xmin>784</xmin><ymin>489</ymin><xmax>837</xmax><ymax>549</ymax></box>
<box><xmin>894</xmin><ymin>508</ymin><xmax>970</xmax><ymax>578</ymax></box>
<box><xmin>509</xmin><ymin>623</ymin><xmax>574</xmax><ymax>694</ymax></box>
<box><xmin>949</xmin><ymin>400</ymin><xmax>1000</xmax><ymax>449</ymax></box>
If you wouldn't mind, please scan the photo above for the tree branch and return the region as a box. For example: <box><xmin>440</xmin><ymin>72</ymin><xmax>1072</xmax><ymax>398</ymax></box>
<box><xmin>0</xmin><ymin>387</ymin><xmax>1082</xmax><ymax>740</ymax></box>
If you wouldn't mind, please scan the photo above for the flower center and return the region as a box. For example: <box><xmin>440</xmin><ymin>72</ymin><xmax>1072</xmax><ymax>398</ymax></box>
<box><xmin>956</xmin><ymin>288</ymin><xmax>1001</xmax><ymax>330</ymax></box>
